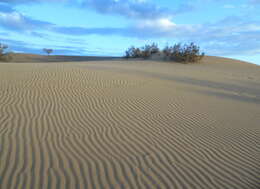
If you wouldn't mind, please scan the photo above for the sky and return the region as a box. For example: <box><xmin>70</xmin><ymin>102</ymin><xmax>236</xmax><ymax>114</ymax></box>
<box><xmin>0</xmin><ymin>0</ymin><xmax>260</xmax><ymax>65</ymax></box>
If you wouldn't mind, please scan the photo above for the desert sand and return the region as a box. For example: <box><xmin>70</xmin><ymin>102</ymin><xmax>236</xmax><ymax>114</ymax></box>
<box><xmin>0</xmin><ymin>56</ymin><xmax>259</xmax><ymax>189</ymax></box>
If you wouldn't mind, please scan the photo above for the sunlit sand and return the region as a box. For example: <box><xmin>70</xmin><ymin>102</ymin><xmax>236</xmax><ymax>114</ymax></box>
<box><xmin>0</xmin><ymin>56</ymin><xmax>259</xmax><ymax>188</ymax></box>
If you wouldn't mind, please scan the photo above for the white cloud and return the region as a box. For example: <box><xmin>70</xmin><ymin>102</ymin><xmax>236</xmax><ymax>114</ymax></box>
<box><xmin>137</xmin><ymin>18</ymin><xmax>176</xmax><ymax>30</ymax></box>
<box><xmin>0</xmin><ymin>11</ymin><xmax>26</xmax><ymax>29</ymax></box>
<box><xmin>0</xmin><ymin>9</ymin><xmax>53</xmax><ymax>31</ymax></box>
<box><xmin>83</xmin><ymin>0</ymin><xmax>173</xmax><ymax>19</ymax></box>
<box><xmin>0</xmin><ymin>0</ymin><xmax>68</xmax><ymax>3</ymax></box>
<box><xmin>223</xmin><ymin>4</ymin><xmax>236</xmax><ymax>9</ymax></box>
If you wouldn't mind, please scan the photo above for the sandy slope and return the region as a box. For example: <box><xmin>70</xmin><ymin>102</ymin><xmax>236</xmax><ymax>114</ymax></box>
<box><xmin>0</xmin><ymin>57</ymin><xmax>259</xmax><ymax>189</ymax></box>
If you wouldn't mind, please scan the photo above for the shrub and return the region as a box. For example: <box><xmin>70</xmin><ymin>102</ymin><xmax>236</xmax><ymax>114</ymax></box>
<box><xmin>141</xmin><ymin>43</ymin><xmax>159</xmax><ymax>59</ymax></box>
<box><xmin>141</xmin><ymin>45</ymin><xmax>152</xmax><ymax>59</ymax></box>
<box><xmin>43</xmin><ymin>48</ymin><xmax>53</xmax><ymax>56</ymax></box>
<box><xmin>125</xmin><ymin>43</ymin><xmax>159</xmax><ymax>59</ymax></box>
<box><xmin>125</xmin><ymin>46</ymin><xmax>142</xmax><ymax>58</ymax></box>
<box><xmin>125</xmin><ymin>42</ymin><xmax>204</xmax><ymax>63</ymax></box>
<box><xmin>163</xmin><ymin>43</ymin><xmax>204</xmax><ymax>63</ymax></box>
<box><xmin>0</xmin><ymin>43</ymin><xmax>11</xmax><ymax>62</ymax></box>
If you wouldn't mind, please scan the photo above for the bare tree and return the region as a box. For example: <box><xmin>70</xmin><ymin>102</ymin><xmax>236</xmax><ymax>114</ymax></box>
<box><xmin>43</xmin><ymin>48</ymin><xmax>53</xmax><ymax>56</ymax></box>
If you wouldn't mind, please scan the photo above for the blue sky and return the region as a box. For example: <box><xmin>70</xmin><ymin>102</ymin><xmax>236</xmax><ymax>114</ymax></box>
<box><xmin>0</xmin><ymin>0</ymin><xmax>260</xmax><ymax>65</ymax></box>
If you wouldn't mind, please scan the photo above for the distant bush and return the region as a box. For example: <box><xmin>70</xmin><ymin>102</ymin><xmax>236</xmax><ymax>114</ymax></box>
<box><xmin>125</xmin><ymin>42</ymin><xmax>204</xmax><ymax>63</ymax></box>
<box><xmin>125</xmin><ymin>46</ymin><xmax>142</xmax><ymax>58</ymax></box>
<box><xmin>43</xmin><ymin>48</ymin><xmax>53</xmax><ymax>56</ymax></box>
<box><xmin>141</xmin><ymin>43</ymin><xmax>159</xmax><ymax>59</ymax></box>
<box><xmin>0</xmin><ymin>43</ymin><xmax>12</xmax><ymax>62</ymax></box>
<box><xmin>163</xmin><ymin>43</ymin><xmax>204</xmax><ymax>63</ymax></box>
<box><xmin>125</xmin><ymin>43</ymin><xmax>159</xmax><ymax>59</ymax></box>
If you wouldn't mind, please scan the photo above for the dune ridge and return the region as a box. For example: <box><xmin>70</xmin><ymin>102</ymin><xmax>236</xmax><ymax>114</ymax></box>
<box><xmin>0</xmin><ymin>58</ymin><xmax>260</xmax><ymax>189</ymax></box>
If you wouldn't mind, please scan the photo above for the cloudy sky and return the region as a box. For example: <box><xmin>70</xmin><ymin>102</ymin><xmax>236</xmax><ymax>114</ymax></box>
<box><xmin>0</xmin><ymin>0</ymin><xmax>260</xmax><ymax>64</ymax></box>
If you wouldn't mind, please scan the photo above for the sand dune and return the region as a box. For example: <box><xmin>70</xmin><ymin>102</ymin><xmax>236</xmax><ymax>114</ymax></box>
<box><xmin>0</xmin><ymin>57</ymin><xmax>259</xmax><ymax>189</ymax></box>
<box><xmin>6</xmin><ymin>53</ymin><xmax>120</xmax><ymax>63</ymax></box>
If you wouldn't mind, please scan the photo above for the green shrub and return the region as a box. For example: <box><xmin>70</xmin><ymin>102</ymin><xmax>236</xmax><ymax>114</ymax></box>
<box><xmin>125</xmin><ymin>42</ymin><xmax>204</xmax><ymax>63</ymax></box>
<box><xmin>141</xmin><ymin>43</ymin><xmax>159</xmax><ymax>59</ymax></box>
<box><xmin>163</xmin><ymin>43</ymin><xmax>204</xmax><ymax>63</ymax></box>
<box><xmin>125</xmin><ymin>43</ymin><xmax>159</xmax><ymax>59</ymax></box>
<box><xmin>125</xmin><ymin>46</ymin><xmax>142</xmax><ymax>58</ymax></box>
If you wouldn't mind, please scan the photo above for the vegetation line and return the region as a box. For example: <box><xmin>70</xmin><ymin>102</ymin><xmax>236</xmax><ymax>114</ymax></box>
<box><xmin>125</xmin><ymin>42</ymin><xmax>205</xmax><ymax>63</ymax></box>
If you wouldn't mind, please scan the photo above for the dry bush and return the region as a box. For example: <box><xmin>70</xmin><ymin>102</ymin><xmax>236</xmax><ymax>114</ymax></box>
<box><xmin>0</xmin><ymin>43</ymin><xmax>12</xmax><ymax>62</ymax></box>
<box><xmin>43</xmin><ymin>48</ymin><xmax>53</xmax><ymax>56</ymax></box>
<box><xmin>125</xmin><ymin>42</ymin><xmax>204</xmax><ymax>63</ymax></box>
<box><xmin>141</xmin><ymin>43</ymin><xmax>159</xmax><ymax>59</ymax></box>
<box><xmin>163</xmin><ymin>43</ymin><xmax>204</xmax><ymax>63</ymax></box>
<box><xmin>125</xmin><ymin>43</ymin><xmax>159</xmax><ymax>59</ymax></box>
<box><xmin>125</xmin><ymin>46</ymin><xmax>142</xmax><ymax>58</ymax></box>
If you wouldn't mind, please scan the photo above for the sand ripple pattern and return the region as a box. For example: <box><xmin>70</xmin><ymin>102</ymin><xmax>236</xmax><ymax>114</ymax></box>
<box><xmin>0</xmin><ymin>63</ymin><xmax>259</xmax><ymax>189</ymax></box>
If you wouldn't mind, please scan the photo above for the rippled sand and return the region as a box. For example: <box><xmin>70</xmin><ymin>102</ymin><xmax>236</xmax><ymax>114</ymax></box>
<box><xmin>0</xmin><ymin>57</ymin><xmax>259</xmax><ymax>189</ymax></box>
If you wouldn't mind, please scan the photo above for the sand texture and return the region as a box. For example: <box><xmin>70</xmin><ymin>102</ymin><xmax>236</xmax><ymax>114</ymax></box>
<box><xmin>0</xmin><ymin>57</ymin><xmax>260</xmax><ymax>189</ymax></box>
